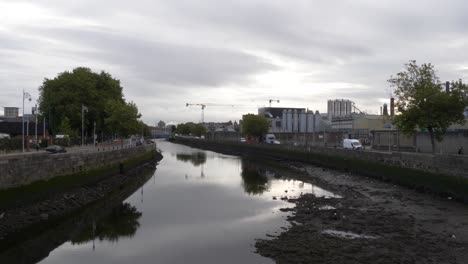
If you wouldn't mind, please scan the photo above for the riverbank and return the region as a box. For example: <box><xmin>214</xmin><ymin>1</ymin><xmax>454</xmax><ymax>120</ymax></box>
<box><xmin>174</xmin><ymin>138</ymin><xmax>468</xmax><ymax>202</ymax></box>
<box><xmin>0</xmin><ymin>165</ymin><xmax>156</xmax><ymax>264</ymax></box>
<box><xmin>0</xmin><ymin>148</ymin><xmax>163</xmax><ymax>241</ymax></box>
<box><xmin>172</xmin><ymin>138</ymin><xmax>468</xmax><ymax>262</ymax></box>
<box><xmin>256</xmin><ymin>160</ymin><xmax>468</xmax><ymax>263</ymax></box>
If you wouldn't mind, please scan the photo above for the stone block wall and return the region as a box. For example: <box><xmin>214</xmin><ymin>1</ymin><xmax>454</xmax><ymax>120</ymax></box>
<box><xmin>0</xmin><ymin>144</ymin><xmax>155</xmax><ymax>190</ymax></box>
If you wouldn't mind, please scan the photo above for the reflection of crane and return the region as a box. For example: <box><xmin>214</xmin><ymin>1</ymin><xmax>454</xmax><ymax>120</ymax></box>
<box><xmin>269</xmin><ymin>99</ymin><xmax>280</xmax><ymax>107</ymax></box>
<box><xmin>186</xmin><ymin>103</ymin><xmax>236</xmax><ymax>123</ymax></box>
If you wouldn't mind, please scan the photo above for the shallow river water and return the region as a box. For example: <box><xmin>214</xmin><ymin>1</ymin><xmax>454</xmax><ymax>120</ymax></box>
<box><xmin>36</xmin><ymin>141</ymin><xmax>337</xmax><ymax>264</ymax></box>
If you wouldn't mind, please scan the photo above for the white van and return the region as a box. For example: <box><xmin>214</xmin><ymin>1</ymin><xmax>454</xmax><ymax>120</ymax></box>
<box><xmin>265</xmin><ymin>134</ymin><xmax>280</xmax><ymax>144</ymax></box>
<box><xmin>343</xmin><ymin>139</ymin><xmax>363</xmax><ymax>150</ymax></box>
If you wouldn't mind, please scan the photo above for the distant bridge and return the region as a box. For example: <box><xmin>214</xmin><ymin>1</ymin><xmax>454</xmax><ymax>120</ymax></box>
<box><xmin>153</xmin><ymin>132</ymin><xmax>171</xmax><ymax>139</ymax></box>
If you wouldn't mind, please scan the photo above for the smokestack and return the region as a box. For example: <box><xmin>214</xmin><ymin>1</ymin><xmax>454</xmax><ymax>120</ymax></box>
<box><xmin>383</xmin><ymin>103</ymin><xmax>389</xmax><ymax>116</ymax></box>
<box><xmin>446</xmin><ymin>81</ymin><xmax>450</xmax><ymax>93</ymax></box>
<box><xmin>380</xmin><ymin>106</ymin><xmax>383</xmax><ymax>115</ymax></box>
<box><xmin>390</xmin><ymin>98</ymin><xmax>395</xmax><ymax>116</ymax></box>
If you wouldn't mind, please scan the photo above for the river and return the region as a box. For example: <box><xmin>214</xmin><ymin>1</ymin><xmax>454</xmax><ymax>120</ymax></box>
<box><xmin>11</xmin><ymin>140</ymin><xmax>335</xmax><ymax>264</ymax></box>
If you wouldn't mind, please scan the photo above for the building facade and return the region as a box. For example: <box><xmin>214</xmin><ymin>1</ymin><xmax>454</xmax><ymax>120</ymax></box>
<box><xmin>258</xmin><ymin>107</ymin><xmax>330</xmax><ymax>133</ymax></box>
<box><xmin>3</xmin><ymin>107</ymin><xmax>19</xmax><ymax>118</ymax></box>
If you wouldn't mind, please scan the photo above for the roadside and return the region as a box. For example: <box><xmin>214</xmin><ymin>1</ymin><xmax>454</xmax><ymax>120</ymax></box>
<box><xmin>256</xmin><ymin>160</ymin><xmax>468</xmax><ymax>263</ymax></box>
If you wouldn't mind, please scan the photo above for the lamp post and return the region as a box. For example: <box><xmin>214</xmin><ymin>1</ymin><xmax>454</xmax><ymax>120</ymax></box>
<box><xmin>82</xmin><ymin>104</ymin><xmax>88</xmax><ymax>147</ymax></box>
<box><xmin>22</xmin><ymin>90</ymin><xmax>32</xmax><ymax>153</ymax></box>
<box><xmin>34</xmin><ymin>104</ymin><xmax>38</xmax><ymax>144</ymax></box>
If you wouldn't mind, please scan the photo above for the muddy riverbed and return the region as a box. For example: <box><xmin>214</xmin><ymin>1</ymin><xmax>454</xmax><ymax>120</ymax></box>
<box><xmin>256</xmin><ymin>161</ymin><xmax>468</xmax><ymax>264</ymax></box>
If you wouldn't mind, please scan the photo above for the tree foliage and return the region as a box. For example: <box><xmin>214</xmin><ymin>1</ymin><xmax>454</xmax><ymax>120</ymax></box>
<box><xmin>241</xmin><ymin>114</ymin><xmax>271</xmax><ymax>137</ymax></box>
<box><xmin>38</xmin><ymin>67</ymin><xmax>141</xmax><ymax>138</ymax></box>
<box><xmin>176</xmin><ymin>123</ymin><xmax>207</xmax><ymax>137</ymax></box>
<box><xmin>104</xmin><ymin>100</ymin><xmax>142</xmax><ymax>138</ymax></box>
<box><xmin>388</xmin><ymin>60</ymin><xmax>468</xmax><ymax>153</ymax></box>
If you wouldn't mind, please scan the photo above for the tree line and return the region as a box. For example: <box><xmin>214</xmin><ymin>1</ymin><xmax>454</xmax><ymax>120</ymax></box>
<box><xmin>38</xmin><ymin>67</ymin><xmax>146</xmax><ymax>139</ymax></box>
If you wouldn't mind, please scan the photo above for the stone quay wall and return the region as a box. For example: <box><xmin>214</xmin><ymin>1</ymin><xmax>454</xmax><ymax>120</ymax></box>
<box><xmin>0</xmin><ymin>144</ymin><xmax>156</xmax><ymax>190</ymax></box>
<box><xmin>175</xmin><ymin>137</ymin><xmax>468</xmax><ymax>182</ymax></box>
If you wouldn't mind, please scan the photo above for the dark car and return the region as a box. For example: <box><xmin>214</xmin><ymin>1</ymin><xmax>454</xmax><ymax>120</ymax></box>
<box><xmin>45</xmin><ymin>145</ymin><xmax>67</xmax><ymax>153</ymax></box>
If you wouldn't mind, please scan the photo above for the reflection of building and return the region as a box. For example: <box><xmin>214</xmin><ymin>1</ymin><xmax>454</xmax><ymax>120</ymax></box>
<box><xmin>258</xmin><ymin>107</ymin><xmax>329</xmax><ymax>133</ymax></box>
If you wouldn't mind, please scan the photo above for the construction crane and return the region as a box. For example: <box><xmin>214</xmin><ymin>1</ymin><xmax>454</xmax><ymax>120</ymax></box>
<box><xmin>186</xmin><ymin>103</ymin><xmax>206</xmax><ymax>123</ymax></box>
<box><xmin>268</xmin><ymin>99</ymin><xmax>280</xmax><ymax>107</ymax></box>
<box><xmin>352</xmin><ymin>102</ymin><xmax>366</xmax><ymax>115</ymax></box>
<box><xmin>186</xmin><ymin>103</ymin><xmax>235</xmax><ymax>123</ymax></box>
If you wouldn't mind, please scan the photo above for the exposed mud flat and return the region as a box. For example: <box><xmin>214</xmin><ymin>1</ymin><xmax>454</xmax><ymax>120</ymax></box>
<box><xmin>256</xmin><ymin>162</ymin><xmax>468</xmax><ymax>264</ymax></box>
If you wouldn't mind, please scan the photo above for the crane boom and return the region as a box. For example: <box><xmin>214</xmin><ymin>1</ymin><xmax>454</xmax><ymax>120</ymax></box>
<box><xmin>185</xmin><ymin>103</ymin><xmax>236</xmax><ymax>123</ymax></box>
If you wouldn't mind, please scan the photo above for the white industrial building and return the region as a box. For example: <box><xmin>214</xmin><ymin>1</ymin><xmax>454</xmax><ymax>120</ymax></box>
<box><xmin>258</xmin><ymin>107</ymin><xmax>330</xmax><ymax>133</ymax></box>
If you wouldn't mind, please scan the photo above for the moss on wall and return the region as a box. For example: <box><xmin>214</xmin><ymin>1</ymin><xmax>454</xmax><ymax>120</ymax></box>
<box><xmin>0</xmin><ymin>149</ymin><xmax>159</xmax><ymax>209</ymax></box>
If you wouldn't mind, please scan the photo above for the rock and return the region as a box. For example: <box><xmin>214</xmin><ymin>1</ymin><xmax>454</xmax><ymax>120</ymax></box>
<box><xmin>40</xmin><ymin>213</ymin><xmax>49</xmax><ymax>220</ymax></box>
<box><xmin>272</xmin><ymin>196</ymin><xmax>277</xmax><ymax>200</ymax></box>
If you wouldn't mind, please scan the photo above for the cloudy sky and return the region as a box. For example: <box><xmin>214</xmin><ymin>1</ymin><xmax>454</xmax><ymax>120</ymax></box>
<box><xmin>1</xmin><ymin>0</ymin><xmax>468</xmax><ymax>124</ymax></box>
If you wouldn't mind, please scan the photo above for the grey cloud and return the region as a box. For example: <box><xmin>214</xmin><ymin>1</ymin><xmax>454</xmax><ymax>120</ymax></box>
<box><xmin>25</xmin><ymin>26</ymin><xmax>277</xmax><ymax>88</ymax></box>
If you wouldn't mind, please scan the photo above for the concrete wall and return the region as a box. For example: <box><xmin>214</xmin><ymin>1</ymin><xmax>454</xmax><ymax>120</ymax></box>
<box><xmin>0</xmin><ymin>144</ymin><xmax>155</xmax><ymax>190</ymax></box>
<box><xmin>372</xmin><ymin>131</ymin><xmax>468</xmax><ymax>154</ymax></box>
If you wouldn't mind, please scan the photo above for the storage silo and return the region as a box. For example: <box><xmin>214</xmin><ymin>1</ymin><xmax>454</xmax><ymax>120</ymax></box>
<box><xmin>299</xmin><ymin>110</ymin><xmax>306</xmax><ymax>132</ymax></box>
<box><xmin>293</xmin><ymin>109</ymin><xmax>298</xmax><ymax>132</ymax></box>
<box><xmin>307</xmin><ymin>111</ymin><xmax>314</xmax><ymax>132</ymax></box>
<box><xmin>314</xmin><ymin>110</ymin><xmax>321</xmax><ymax>131</ymax></box>
<box><xmin>287</xmin><ymin>109</ymin><xmax>293</xmax><ymax>132</ymax></box>
<box><xmin>282</xmin><ymin>109</ymin><xmax>287</xmax><ymax>131</ymax></box>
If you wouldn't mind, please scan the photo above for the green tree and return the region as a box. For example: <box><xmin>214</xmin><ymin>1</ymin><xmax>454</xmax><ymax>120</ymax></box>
<box><xmin>176</xmin><ymin>123</ymin><xmax>191</xmax><ymax>135</ymax></box>
<box><xmin>241</xmin><ymin>114</ymin><xmax>271</xmax><ymax>138</ymax></box>
<box><xmin>58</xmin><ymin>116</ymin><xmax>77</xmax><ymax>137</ymax></box>
<box><xmin>190</xmin><ymin>123</ymin><xmax>207</xmax><ymax>137</ymax></box>
<box><xmin>388</xmin><ymin>60</ymin><xmax>468</xmax><ymax>153</ymax></box>
<box><xmin>104</xmin><ymin>100</ymin><xmax>142</xmax><ymax>138</ymax></box>
<box><xmin>38</xmin><ymin>67</ymin><xmax>128</xmax><ymax>138</ymax></box>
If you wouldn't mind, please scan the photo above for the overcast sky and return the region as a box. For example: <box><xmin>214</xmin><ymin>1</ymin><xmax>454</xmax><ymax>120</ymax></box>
<box><xmin>1</xmin><ymin>0</ymin><xmax>468</xmax><ymax>124</ymax></box>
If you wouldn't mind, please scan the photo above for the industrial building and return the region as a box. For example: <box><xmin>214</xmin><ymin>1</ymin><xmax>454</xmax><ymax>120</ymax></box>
<box><xmin>258</xmin><ymin>107</ymin><xmax>329</xmax><ymax>133</ymax></box>
<box><xmin>2</xmin><ymin>107</ymin><xmax>19</xmax><ymax>118</ymax></box>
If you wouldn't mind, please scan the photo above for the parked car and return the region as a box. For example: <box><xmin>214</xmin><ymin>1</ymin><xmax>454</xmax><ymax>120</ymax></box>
<box><xmin>45</xmin><ymin>145</ymin><xmax>67</xmax><ymax>153</ymax></box>
<box><xmin>343</xmin><ymin>139</ymin><xmax>363</xmax><ymax>150</ymax></box>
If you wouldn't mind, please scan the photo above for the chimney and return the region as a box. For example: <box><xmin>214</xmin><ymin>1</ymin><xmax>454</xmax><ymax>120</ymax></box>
<box><xmin>446</xmin><ymin>81</ymin><xmax>450</xmax><ymax>93</ymax></box>
<box><xmin>383</xmin><ymin>103</ymin><xmax>389</xmax><ymax>116</ymax></box>
<box><xmin>380</xmin><ymin>106</ymin><xmax>383</xmax><ymax>115</ymax></box>
<box><xmin>390</xmin><ymin>98</ymin><xmax>395</xmax><ymax>116</ymax></box>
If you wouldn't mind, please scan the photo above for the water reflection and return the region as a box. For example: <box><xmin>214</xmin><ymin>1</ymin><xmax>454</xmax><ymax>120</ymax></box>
<box><xmin>176</xmin><ymin>152</ymin><xmax>207</xmax><ymax>166</ymax></box>
<box><xmin>0</xmin><ymin>168</ymin><xmax>154</xmax><ymax>264</ymax></box>
<box><xmin>8</xmin><ymin>141</ymin><xmax>341</xmax><ymax>264</ymax></box>
<box><xmin>71</xmin><ymin>203</ymin><xmax>142</xmax><ymax>244</ymax></box>
<box><xmin>241</xmin><ymin>160</ymin><xmax>269</xmax><ymax>195</ymax></box>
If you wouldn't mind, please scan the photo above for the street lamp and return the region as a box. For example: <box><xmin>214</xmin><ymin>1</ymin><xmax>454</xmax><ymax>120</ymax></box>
<box><xmin>22</xmin><ymin>90</ymin><xmax>32</xmax><ymax>153</ymax></box>
<box><xmin>82</xmin><ymin>104</ymin><xmax>88</xmax><ymax>147</ymax></box>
